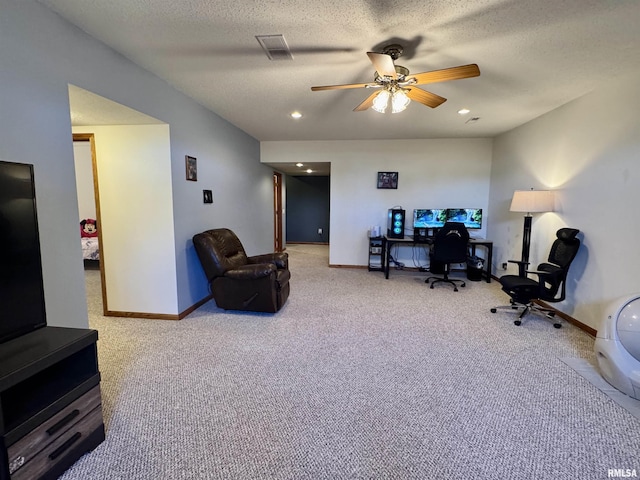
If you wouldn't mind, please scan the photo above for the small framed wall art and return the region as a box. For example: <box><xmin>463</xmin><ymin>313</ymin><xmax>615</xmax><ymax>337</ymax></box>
<box><xmin>185</xmin><ymin>155</ymin><xmax>197</xmax><ymax>181</ymax></box>
<box><xmin>377</xmin><ymin>171</ymin><xmax>398</xmax><ymax>189</ymax></box>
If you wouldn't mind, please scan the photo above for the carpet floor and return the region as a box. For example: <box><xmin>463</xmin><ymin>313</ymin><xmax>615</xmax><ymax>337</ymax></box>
<box><xmin>60</xmin><ymin>244</ymin><xmax>640</xmax><ymax>480</ymax></box>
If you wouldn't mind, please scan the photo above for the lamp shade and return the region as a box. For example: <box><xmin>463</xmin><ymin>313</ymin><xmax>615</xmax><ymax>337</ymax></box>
<box><xmin>510</xmin><ymin>190</ymin><xmax>555</xmax><ymax>213</ymax></box>
<box><xmin>372</xmin><ymin>90</ymin><xmax>390</xmax><ymax>113</ymax></box>
<box><xmin>391</xmin><ymin>89</ymin><xmax>410</xmax><ymax>113</ymax></box>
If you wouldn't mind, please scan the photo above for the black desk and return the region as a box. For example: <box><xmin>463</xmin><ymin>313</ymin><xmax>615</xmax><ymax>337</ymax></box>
<box><xmin>382</xmin><ymin>235</ymin><xmax>493</xmax><ymax>282</ymax></box>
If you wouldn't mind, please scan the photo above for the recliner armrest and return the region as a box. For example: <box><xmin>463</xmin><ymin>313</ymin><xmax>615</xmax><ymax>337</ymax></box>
<box><xmin>224</xmin><ymin>263</ymin><xmax>276</xmax><ymax>280</ymax></box>
<box><xmin>248</xmin><ymin>252</ymin><xmax>289</xmax><ymax>270</ymax></box>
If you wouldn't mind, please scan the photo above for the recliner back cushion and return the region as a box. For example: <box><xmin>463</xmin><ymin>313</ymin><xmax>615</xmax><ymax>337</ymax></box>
<box><xmin>193</xmin><ymin>228</ymin><xmax>248</xmax><ymax>279</ymax></box>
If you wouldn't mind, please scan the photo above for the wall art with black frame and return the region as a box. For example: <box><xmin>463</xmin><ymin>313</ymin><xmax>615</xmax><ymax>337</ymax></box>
<box><xmin>377</xmin><ymin>171</ymin><xmax>398</xmax><ymax>189</ymax></box>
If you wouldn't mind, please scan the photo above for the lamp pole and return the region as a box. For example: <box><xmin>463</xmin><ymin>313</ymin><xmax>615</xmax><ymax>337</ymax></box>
<box><xmin>510</xmin><ymin>189</ymin><xmax>555</xmax><ymax>277</ymax></box>
<box><xmin>520</xmin><ymin>213</ymin><xmax>533</xmax><ymax>276</ymax></box>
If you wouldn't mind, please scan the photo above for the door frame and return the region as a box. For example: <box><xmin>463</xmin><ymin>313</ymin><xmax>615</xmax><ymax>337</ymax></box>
<box><xmin>273</xmin><ymin>171</ymin><xmax>283</xmax><ymax>252</ymax></box>
<box><xmin>73</xmin><ymin>133</ymin><xmax>109</xmax><ymax>314</ymax></box>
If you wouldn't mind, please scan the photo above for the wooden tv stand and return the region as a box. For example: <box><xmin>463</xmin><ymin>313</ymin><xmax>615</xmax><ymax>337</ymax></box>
<box><xmin>0</xmin><ymin>327</ymin><xmax>104</xmax><ymax>480</ymax></box>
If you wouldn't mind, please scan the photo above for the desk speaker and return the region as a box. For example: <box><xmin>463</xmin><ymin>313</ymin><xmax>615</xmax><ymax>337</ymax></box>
<box><xmin>387</xmin><ymin>209</ymin><xmax>405</xmax><ymax>238</ymax></box>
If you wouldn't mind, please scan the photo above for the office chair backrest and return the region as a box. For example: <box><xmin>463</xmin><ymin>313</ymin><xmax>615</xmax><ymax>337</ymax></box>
<box><xmin>547</xmin><ymin>228</ymin><xmax>580</xmax><ymax>268</ymax></box>
<box><xmin>432</xmin><ymin>222</ymin><xmax>470</xmax><ymax>263</ymax></box>
<box><xmin>538</xmin><ymin>228</ymin><xmax>580</xmax><ymax>302</ymax></box>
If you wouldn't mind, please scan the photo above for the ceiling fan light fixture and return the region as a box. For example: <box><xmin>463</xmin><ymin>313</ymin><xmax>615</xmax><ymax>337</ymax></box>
<box><xmin>372</xmin><ymin>90</ymin><xmax>391</xmax><ymax>113</ymax></box>
<box><xmin>391</xmin><ymin>89</ymin><xmax>410</xmax><ymax>113</ymax></box>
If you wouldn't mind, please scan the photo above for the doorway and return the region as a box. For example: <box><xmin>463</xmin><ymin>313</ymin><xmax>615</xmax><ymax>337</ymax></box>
<box><xmin>273</xmin><ymin>172</ymin><xmax>284</xmax><ymax>252</ymax></box>
<box><xmin>73</xmin><ymin>133</ymin><xmax>108</xmax><ymax>314</ymax></box>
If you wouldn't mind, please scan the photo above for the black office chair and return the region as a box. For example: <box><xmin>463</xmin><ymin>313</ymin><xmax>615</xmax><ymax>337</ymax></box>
<box><xmin>426</xmin><ymin>222</ymin><xmax>470</xmax><ymax>291</ymax></box>
<box><xmin>491</xmin><ymin>228</ymin><xmax>580</xmax><ymax>328</ymax></box>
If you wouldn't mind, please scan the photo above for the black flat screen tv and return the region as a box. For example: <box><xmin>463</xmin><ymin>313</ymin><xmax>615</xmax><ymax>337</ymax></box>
<box><xmin>0</xmin><ymin>161</ymin><xmax>47</xmax><ymax>344</ymax></box>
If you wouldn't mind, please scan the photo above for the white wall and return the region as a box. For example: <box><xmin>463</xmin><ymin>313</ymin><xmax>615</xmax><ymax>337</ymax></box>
<box><xmin>262</xmin><ymin>139</ymin><xmax>493</xmax><ymax>266</ymax></box>
<box><xmin>488</xmin><ymin>73</ymin><xmax>640</xmax><ymax>331</ymax></box>
<box><xmin>0</xmin><ymin>0</ymin><xmax>274</xmax><ymax>325</ymax></box>
<box><xmin>73</xmin><ymin>142</ymin><xmax>96</xmax><ymax>221</ymax></box>
<box><xmin>72</xmin><ymin>125</ymin><xmax>179</xmax><ymax>315</ymax></box>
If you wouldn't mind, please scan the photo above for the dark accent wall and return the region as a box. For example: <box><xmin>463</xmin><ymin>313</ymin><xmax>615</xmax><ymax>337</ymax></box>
<box><xmin>286</xmin><ymin>175</ymin><xmax>330</xmax><ymax>243</ymax></box>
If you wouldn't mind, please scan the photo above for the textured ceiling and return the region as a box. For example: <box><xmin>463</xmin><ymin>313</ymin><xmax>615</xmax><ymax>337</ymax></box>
<box><xmin>43</xmin><ymin>0</ymin><xmax>640</xmax><ymax>144</ymax></box>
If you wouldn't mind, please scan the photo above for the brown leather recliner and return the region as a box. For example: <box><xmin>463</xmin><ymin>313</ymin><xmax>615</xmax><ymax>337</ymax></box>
<box><xmin>192</xmin><ymin>228</ymin><xmax>290</xmax><ymax>313</ymax></box>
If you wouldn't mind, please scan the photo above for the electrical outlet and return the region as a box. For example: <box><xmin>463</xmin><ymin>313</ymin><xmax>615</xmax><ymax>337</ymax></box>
<box><xmin>502</xmin><ymin>262</ymin><xmax>508</xmax><ymax>270</ymax></box>
<box><xmin>318</xmin><ymin>228</ymin><xmax>323</xmax><ymax>235</ymax></box>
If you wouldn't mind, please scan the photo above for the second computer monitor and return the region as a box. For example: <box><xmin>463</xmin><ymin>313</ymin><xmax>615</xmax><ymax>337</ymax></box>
<box><xmin>445</xmin><ymin>208</ymin><xmax>483</xmax><ymax>229</ymax></box>
<box><xmin>413</xmin><ymin>208</ymin><xmax>482</xmax><ymax>230</ymax></box>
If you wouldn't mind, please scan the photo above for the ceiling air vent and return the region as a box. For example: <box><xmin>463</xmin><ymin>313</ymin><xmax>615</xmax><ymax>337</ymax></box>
<box><xmin>256</xmin><ymin>34</ymin><xmax>293</xmax><ymax>61</ymax></box>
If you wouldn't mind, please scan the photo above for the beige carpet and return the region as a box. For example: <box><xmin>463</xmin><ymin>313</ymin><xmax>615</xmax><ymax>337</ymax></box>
<box><xmin>61</xmin><ymin>244</ymin><xmax>640</xmax><ymax>480</ymax></box>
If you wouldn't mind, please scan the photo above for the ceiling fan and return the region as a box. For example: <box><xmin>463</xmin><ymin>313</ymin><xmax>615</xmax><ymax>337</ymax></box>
<box><xmin>310</xmin><ymin>44</ymin><xmax>480</xmax><ymax>113</ymax></box>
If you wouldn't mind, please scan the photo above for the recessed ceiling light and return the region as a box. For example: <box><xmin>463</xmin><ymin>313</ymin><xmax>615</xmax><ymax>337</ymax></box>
<box><xmin>296</xmin><ymin>163</ymin><xmax>304</xmax><ymax>167</ymax></box>
<box><xmin>458</xmin><ymin>108</ymin><xmax>470</xmax><ymax>115</ymax></box>
<box><xmin>290</xmin><ymin>111</ymin><xmax>302</xmax><ymax>119</ymax></box>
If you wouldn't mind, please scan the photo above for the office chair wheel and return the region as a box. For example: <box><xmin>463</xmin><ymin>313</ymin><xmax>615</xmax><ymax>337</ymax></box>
<box><xmin>514</xmin><ymin>320</ymin><xmax>522</xmax><ymax>326</ymax></box>
<box><xmin>430</xmin><ymin>284</ymin><xmax>434</xmax><ymax>289</ymax></box>
<box><xmin>461</xmin><ymin>282</ymin><xmax>466</xmax><ymax>288</ymax></box>
<box><xmin>554</xmin><ymin>323</ymin><xmax>562</xmax><ymax>329</ymax></box>
<box><xmin>453</xmin><ymin>287</ymin><xmax>458</xmax><ymax>292</ymax></box>
<box><xmin>490</xmin><ymin>308</ymin><xmax>497</xmax><ymax>313</ymax></box>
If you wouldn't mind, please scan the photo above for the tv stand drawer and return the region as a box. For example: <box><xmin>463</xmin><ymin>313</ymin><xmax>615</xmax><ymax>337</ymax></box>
<box><xmin>7</xmin><ymin>386</ymin><xmax>102</xmax><ymax>477</ymax></box>
<box><xmin>10</xmin><ymin>405</ymin><xmax>103</xmax><ymax>480</ymax></box>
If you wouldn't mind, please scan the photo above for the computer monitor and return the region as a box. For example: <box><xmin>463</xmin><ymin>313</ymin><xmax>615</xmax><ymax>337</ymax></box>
<box><xmin>445</xmin><ymin>208</ymin><xmax>483</xmax><ymax>229</ymax></box>
<box><xmin>413</xmin><ymin>209</ymin><xmax>446</xmax><ymax>229</ymax></box>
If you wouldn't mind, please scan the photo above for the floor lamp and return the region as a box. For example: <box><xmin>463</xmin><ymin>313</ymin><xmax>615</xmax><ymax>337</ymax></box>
<box><xmin>510</xmin><ymin>189</ymin><xmax>555</xmax><ymax>273</ymax></box>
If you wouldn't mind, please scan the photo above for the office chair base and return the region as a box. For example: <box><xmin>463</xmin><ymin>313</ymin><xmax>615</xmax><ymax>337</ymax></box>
<box><xmin>491</xmin><ymin>302</ymin><xmax>562</xmax><ymax>328</ymax></box>
<box><xmin>426</xmin><ymin>276</ymin><xmax>466</xmax><ymax>292</ymax></box>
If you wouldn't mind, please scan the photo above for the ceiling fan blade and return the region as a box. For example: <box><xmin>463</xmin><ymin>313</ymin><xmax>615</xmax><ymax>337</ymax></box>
<box><xmin>311</xmin><ymin>82</ymin><xmax>376</xmax><ymax>91</ymax></box>
<box><xmin>353</xmin><ymin>91</ymin><xmax>381</xmax><ymax>111</ymax></box>
<box><xmin>405</xmin><ymin>87</ymin><xmax>447</xmax><ymax>108</ymax></box>
<box><xmin>367</xmin><ymin>52</ymin><xmax>397</xmax><ymax>78</ymax></box>
<box><xmin>409</xmin><ymin>64</ymin><xmax>480</xmax><ymax>85</ymax></box>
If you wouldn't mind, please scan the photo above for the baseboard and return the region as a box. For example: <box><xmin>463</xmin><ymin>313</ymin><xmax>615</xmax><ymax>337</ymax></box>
<box><xmin>103</xmin><ymin>310</ymin><xmax>181</xmax><ymax>320</ymax></box>
<box><xmin>179</xmin><ymin>294</ymin><xmax>214</xmax><ymax>319</ymax></box>
<box><xmin>491</xmin><ymin>273</ymin><xmax>596</xmax><ymax>336</ymax></box>
<box><xmin>534</xmin><ymin>299</ymin><xmax>597</xmax><ymax>337</ymax></box>
<box><xmin>287</xmin><ymin>242</ymin><xmax>329</xmax><ymax>245</ymax></box>
<box><xmin>102</xmin><ymin>294</ymin><xmax>214</xmax><ymax>321</ymax></box>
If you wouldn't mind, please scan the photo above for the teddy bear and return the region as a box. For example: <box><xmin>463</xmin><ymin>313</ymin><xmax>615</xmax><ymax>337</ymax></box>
<box><xmin>80</xmin><ymin>219</ymin><xmax>98</xmax><ymax>237</ymax></box>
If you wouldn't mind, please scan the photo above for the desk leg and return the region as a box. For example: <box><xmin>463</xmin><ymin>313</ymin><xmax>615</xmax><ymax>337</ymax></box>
<box><xmin>383</xmin><ymin>238</ymin><xmax>390</xmax><ymax>279</ymax></box>
<box><xmin>485</xmin><ymin>244</ymin><xmax>492</xmax><ymax>283</ymax></box>
<box><xmin>470</xmin><ymin>243</ymin><xmax>493</xmax><ymax>283</ymax></box>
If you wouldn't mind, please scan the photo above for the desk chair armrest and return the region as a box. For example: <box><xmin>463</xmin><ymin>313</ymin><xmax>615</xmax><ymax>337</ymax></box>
<box><xmin>524</xmin><ymin>269</ymin><xmax>551</xmax><ymax>277</ymax></box>
<box><xmin>508</xmin><ymin>259</ymin><xmax>530</xmax><ymax>277</ymax></box>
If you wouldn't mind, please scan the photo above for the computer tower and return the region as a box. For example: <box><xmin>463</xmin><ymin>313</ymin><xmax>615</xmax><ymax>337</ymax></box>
<box><xmin>387</xmin><ymin>209</ymin><xmax>405</xmax><ymax>238</ymax></box>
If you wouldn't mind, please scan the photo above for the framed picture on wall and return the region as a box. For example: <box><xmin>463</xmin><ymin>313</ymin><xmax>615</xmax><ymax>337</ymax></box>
<box><xmin>185</xmin><ymin>155</ymin><xmax>197</xmax><ymax>181</ymax></box>
<box><xmin>377</xmin><ymin>171</ymin><xmax>398</xmax><ymax>189</ymax></box>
